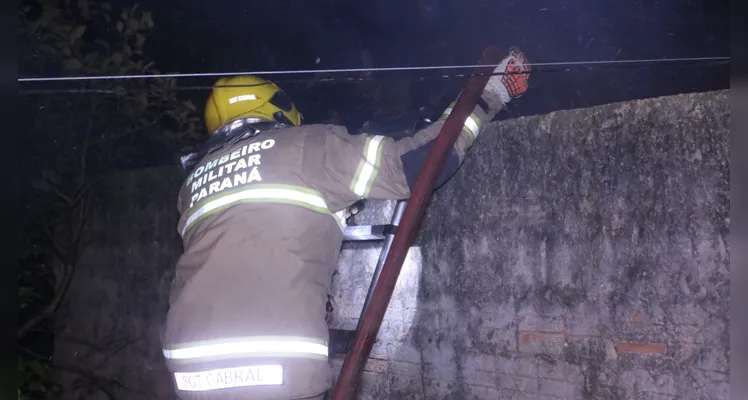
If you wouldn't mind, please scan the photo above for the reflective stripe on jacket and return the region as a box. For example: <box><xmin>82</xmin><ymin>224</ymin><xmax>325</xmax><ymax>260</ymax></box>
<box><xmin>163</xmin><ymin>336</ymin><xmax>328</xmax><ymax>364</ymax></box>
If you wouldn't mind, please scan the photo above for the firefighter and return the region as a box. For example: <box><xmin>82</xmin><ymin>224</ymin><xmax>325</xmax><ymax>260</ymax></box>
<box><xmin>162</xmin><ymin>49</ymin><xmax>531</xmax><ymax>399</ymax></box>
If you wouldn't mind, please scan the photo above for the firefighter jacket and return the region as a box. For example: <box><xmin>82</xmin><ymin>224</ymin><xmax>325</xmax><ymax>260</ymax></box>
<box><xmin>162</xmin><ymin>95</ymin><xmax>502</xmax><ymax>399</ymax></box>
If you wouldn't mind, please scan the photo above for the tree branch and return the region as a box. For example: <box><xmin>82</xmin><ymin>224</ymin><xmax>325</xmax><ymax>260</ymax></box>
<box><xmin>72</xmin><ymin>190</ymin><xmax>91</xmax><ymax>251</ymax></box>
<box><xmin>79</xmin><ymin>101</ymin><xmax>97</xmax><ymax>183</ymax></box>
<box><xmin>94</xmin><ymin>334</ymin><xmax>144</xmax><ymax>369</ymax></box>
<box><xmin>46</xmin><ymin>180</ymin><xmax>74</xmax><ymax>205</ymax></box>
<box><xmin>18</xmin><ymin>257</ymin><xmax>76</xmax><ymax>338</ymax></box>
<box><xmin>68</xmin><ymin>183</ymin><xmax>90</xmax><ymax>210</ymax></box>
<box><xmin>20</xmin><ymin>102</ymin><xmax>99</xmax><ymax>339</ymax></box>
<box><xmin>87</xmin><ymin>118</ymin><xmax>161</xmax><ymax>146</ymax></box>
<box><xmin>18</xmin><ymin>345</ymin><xmax>127</xmax><ymax>400</ymax></box>
<box><xmin>19</xmin><ymin>206</ymin><xmax>88</xmax><ymax>338</ymax></box>
<box><xmin>39</xmin><ymin>222</ymin><xmax>69</xmax><ymax>265</ymax></box>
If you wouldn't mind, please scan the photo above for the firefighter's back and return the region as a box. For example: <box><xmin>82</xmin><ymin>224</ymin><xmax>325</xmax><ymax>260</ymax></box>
<box><xmin>163</xmin><ymin>125</ymin><xmax>346</xmax><ymax>399</ymax></box>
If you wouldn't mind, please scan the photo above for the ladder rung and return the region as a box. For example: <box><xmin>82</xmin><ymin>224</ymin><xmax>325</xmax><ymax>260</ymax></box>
<box><xmin>342</xmin><ymin>224</ymin><xmax>394</xmax><ymax>242</ymax></box>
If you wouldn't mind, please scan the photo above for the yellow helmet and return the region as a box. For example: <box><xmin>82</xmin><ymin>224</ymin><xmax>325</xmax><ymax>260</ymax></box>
<box><xmin>204</xmin><ymin>75</ymin><xmax>303</xmax><ymax>134</ymax></box>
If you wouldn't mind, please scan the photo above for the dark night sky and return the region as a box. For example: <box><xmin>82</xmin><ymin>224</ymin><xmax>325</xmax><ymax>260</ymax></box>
<box><xmin>131</xmin><ymin>0</ymin><xmax>730</xmax><ymax>131</ymax></box>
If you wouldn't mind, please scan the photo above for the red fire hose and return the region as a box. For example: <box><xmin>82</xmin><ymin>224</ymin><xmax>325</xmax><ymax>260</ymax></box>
<box><xmin>330</xmin><ymin>46</ymin><xmax>504</xmax><ymax>400</ymax></box>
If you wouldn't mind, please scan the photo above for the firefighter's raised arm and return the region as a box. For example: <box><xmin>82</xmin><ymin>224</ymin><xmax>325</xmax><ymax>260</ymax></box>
<box><xmin>307</xmin><ymin>49</ymin><xmax>531</xmax><ymax>212</ymax></box>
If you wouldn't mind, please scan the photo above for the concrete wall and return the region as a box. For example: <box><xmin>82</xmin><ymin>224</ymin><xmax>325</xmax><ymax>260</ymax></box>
<box><xmin>53</xmin><ymin>169</ymin><xmax>183</xmax><ymax>399</ymax></box>
<box><xmin>331</xmin><ymin>90</ymin><xmax>730</xmax><ymax>400</ymax></box>
<box><xmin>54</xmin><ymin>90</ymin><xmax>729</xmax><ymax>399</ymax></box>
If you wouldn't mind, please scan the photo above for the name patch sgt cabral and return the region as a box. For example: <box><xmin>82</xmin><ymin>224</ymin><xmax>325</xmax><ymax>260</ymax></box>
<box><xmin>174</xmin><ymin>364</ymin><xmax>283</xmax><ymax>391</ymax></box>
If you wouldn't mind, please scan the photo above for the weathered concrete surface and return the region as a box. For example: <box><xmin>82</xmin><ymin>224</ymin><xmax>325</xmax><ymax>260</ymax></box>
<box><xmin>53</xmin><ymin>168</ymin><xmax>183</xmax><ymax>399</ymax></box>
<box><xmin>52</xmin><ymin>90</ymin><xmax>729</xmax><ymax>399</ymax></box>
<box><xmin>329</xmin><ymin>90</ymin><xmax>730</xmax><ymax>400</ymax></box>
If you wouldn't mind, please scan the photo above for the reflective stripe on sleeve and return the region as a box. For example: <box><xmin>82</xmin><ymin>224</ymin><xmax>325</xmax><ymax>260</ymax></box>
<box><xmin>350</xmin><ymin>135</ymin><xmax>386</xmax><ymax>198</ymax></box>
<box><xmin>441</xmin><ymin>107</ymin><xmax>482</xmax><ymax>139</ymax></box>
<box><xmin>180</xmin><ymin>184</ymin><xmax>344</xmax><ymax>236</ymax></box>
<box><xmin>163</xmin><ymin>336</ymin><xmax>328</xmax><ymax>364</ymax></box>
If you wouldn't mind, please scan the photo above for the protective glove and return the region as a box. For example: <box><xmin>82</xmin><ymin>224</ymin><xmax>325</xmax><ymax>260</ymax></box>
<box><xmin>484</xmin><ymin>48</ymin><xmax>531</xmax><ymax>108</ymax></box>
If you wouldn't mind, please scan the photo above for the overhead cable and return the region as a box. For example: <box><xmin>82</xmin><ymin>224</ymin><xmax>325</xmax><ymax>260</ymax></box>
<box><xmin>18</xmin><ymin>56</ymin><xmax>730</xmax><ymax>95</ymax></box>
<box><xmin>18</xmin><ymin>56</ymin><xmax>730</xmax><ymax>83</ymax></box>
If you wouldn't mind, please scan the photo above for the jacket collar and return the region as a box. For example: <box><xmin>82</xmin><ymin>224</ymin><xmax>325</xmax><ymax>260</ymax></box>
<box><xmin>180</xmin><ymin>118</ymin><xmax>288</xmax><ymax>173</ymax></box>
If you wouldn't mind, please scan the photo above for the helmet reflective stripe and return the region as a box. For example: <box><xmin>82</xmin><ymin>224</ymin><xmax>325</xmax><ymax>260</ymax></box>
<box><xmin>229</xmin><ymin>94</ymin><xmax>257</xmax><ymax>104</ymax></box>
<box><xmin>441</xmin><ymin>107</ymin><xmax>481</xmax><ymax>139</ymax></box>
<box><xmin>163</xmin><ymin>336</ymin><xmax>328</xmax><ymax>364</ymax></box>
<box><xmin>179</xmin><ymin>184</ymin><xmax>344</xmax><ymax>237</ymax></box>
<box><xmin>350</xmin><ymin>135</ymin><xmax>386</xmax><ymax>198</ymax></box>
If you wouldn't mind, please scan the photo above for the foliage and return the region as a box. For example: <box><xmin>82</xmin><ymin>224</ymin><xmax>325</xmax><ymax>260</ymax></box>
<box><xmin>21</xmin><ymin>0</ymin><xmax>203</xmax><ymax>171</ymax></box>
<box><xmin>18</xmin><ymin>354</ymin><xmax>59</xmax><ymax>400</ymax></box>
<box><xmin>18</xmin><ymin>0</ymin><xmax>202</xmax><ymax>397</ymax></box>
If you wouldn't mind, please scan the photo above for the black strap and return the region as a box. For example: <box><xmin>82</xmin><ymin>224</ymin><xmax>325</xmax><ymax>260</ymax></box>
<box><xmin>180</xmin><ymin>121</ymin><xmax>288</xmax><ymax>174</ymax></box>
<box><xmin>476</xmin><ymin>96</ymin><xmax>490</xmax><ymax>114</ymax></box>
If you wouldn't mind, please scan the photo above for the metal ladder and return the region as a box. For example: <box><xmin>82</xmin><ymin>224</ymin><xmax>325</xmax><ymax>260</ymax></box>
<box><xmin>328</xmin><ymin>199</ymin><xmax>408</xmax><ymax>355</ymax></box>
